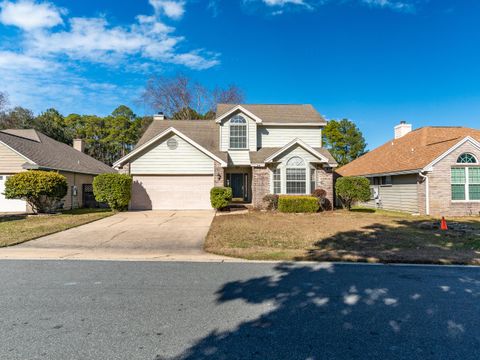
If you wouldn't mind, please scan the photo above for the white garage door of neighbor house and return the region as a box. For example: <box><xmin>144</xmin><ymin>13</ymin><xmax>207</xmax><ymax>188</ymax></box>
<box><xmin>0</xmin><ymin>175</ymin><xmax>27</xmax><ymax>212</ymax></box>
<box><xmin>131</xmin><ymin>175</ymin><xmax>214</xmax><ymax>210</ymax></box>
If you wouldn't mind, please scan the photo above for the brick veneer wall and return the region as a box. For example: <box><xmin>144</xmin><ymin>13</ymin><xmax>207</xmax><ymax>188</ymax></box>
<box><xmin>252</xmin><ymin>166</ymin><xmax>270</xmax><ymax>208</ymax></box>
<box><xmin>417</xmin><ymin>175</ymin><xmax>427</xmax><ymax>215</ymax></box>
<box><xmin>214</xmin><ymin>161</ymin><xmax>224</xmax><ymax>187</ymax></box>
<box><xmin>428</xmin><ymin>141</ymin><xmax>480</xmax><ymax>217</ymax></box>
<box><xmin>316</xmin><ymin>165</ymin><xmax>334</xmax><ymax>206</ymax></box>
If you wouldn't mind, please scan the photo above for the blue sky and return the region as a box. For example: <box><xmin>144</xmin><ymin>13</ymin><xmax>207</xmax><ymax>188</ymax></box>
<box><xmin>0</xmin><ymin>0</ymin><xmax>479</xmax><ymax>148</ymax></box>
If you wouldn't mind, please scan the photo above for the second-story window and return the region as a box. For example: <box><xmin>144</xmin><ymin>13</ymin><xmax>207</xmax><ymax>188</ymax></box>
<box><xmin>229</xmin><ymin>115</ymin><xmax>247</xmax><ymax>149</ymax></box>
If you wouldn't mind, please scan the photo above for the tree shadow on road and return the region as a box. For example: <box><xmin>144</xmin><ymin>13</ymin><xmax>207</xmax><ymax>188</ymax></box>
<box><xmin>170</xmin><ymin>262</ymin><xmax>480</xmax><ymax>360</ymax></box>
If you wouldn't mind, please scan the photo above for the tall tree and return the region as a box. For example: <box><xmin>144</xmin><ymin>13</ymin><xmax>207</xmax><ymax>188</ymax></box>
<box><xmin>35</xmin><ymin>108</ymin><xmax>71</xmax><ymax>144</ymax></box>
<box><xmin>323</xmin><ymin>119</ymin><xmax>367</xmax><ymax>166</ymax></box>
<box><xmin>0</xmin><ymin>106</ymin><xmax>35</xmax><ymax>130</ymax></box>
<box><xmin>141</xmin><ymin>74</ymin><xmax>244</xmax><ymax>119</ymax></box>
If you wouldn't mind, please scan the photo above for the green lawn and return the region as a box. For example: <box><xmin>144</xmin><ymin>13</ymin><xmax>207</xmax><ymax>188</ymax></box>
<box><xmin>205</xmin><ymin>209</ymin><xmax>480</xmax><ymax>265</ymax></box>
<box><xmin>0</xmin><ymin>208</ymin><xmax>114</xmax><ymax>247</ymax></box>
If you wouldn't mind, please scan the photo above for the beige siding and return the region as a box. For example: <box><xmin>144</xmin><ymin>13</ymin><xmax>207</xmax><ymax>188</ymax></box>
<box><xmin>275</xmin><ymin>144</ymin><xmax>320</xmax><ymax>163</ymax></box>
<box><xmin>60</xmin><ymin>171</ymin><xmax>95</xmax><ymax>209</ymax></box>
<box><xmin>131</xmin><ymin>175</ymin><xmax>213</xmax><ymax>210</ymax></box>
<box><xmin>228</xmin><ymin>151</ymin><xmax>250</xmax><ymax>166</ymax></box>
<box><xmin>257</xmin><ymin>126</ymin><xmax>322</xmax><ymax>148</ymax></box>
<box><xmin>130</xmin><ymin>134</ymin><xmax>214</xmax><ymax>175</ymax></box>
<box><xmin>0</xmin><ymin>142</ymin><xmax>30</xmax><ymax>173</ymax></box>
<box><xmin>362</xmin><ymin>174</ymin><xmax>419</xmax><ymax>213</ymax></box>
<box><xmin>219</xmin><ymin>112</ymin><xmax>257</xmax><ymax>151</ymax></box>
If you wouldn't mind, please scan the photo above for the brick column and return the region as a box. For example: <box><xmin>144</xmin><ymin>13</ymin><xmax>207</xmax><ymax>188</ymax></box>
<box><xmin>316</xmin><ymin>165</ymin><xmax>334</xmax><ymax>205</ymax></box>
<box><xmin>252</xmin><ymin>166</ymin><xmax>270</xmax><ymax>209</ymax></box>
<box><xmin>214</xmin><ymin>161</ymin><xmax>224</xmax><ymax>187</ymax></box>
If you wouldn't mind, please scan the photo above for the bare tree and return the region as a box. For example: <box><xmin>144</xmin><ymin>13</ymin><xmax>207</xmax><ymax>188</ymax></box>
<box><xmin>0</xmin><ymin>91</ymin><xmax>8</xmax><ymax>112</ymax></box>
<box><xmin>141</xmin><ymin>74</ymin><xmax>244</xmax><ymax>120</ymax></box>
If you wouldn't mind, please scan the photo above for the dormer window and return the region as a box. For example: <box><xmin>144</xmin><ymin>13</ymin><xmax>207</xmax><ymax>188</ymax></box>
<box><xmin>229</xmin><ymin>115</ymin><xmax>247</xmax><ymax>149</ymax></box>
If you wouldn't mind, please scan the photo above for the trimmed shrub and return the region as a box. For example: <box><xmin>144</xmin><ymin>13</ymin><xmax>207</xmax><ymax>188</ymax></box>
<box><xmin>278</xmin><ymin>195</ymin><xmax>319</xmax><ymax>213</ymax></box>
<box><xmin>263</xmin><ymin>194</ymin><xmax>279</xmax><ymax>210</ymax></box>
<box><xmin>335</xmin><ymin>176</ymin><xmax>371</xmax><ymax>210</ymax></box>
<box><xmin>4</xmin><ymin>170</ymin><xmax>68</xmax><ymax>213</ymax></box>
<box><xmin>210</xmin><ymin>187</ymin><xmax>232</xmax><ymax>210</ymax></box>
<box><xmin>311</xmin><ymin>188</ymin><xmax>332</xmax><ymax>211</ymax></box>
<box><xmin>93</xmin><ymin>174</ymin><xmax>132</xmax><ymax>211</ymax></box>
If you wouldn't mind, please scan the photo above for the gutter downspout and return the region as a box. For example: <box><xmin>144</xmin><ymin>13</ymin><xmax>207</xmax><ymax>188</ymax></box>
<box><xmin>419</xmin><ymin>171</ymin><xmax>429</xmax><ymax>216</ymax></box>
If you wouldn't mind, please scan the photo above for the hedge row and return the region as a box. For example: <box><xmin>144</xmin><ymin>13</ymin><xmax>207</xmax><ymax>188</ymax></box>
<box><xmin>278</xmin><ymin>195</ymin><xmax>319</xmax><ymax>213</ymax></box>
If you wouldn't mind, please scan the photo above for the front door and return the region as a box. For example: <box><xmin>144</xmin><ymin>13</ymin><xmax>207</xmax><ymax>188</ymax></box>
<box><xmin>230</xmin><ymin>173</ymin><xmax>244</xmax><ymax>199</ymax></box>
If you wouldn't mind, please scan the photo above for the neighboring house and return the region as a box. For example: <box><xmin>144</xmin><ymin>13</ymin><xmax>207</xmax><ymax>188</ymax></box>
<box><xmin>113</xmin><ymin>104</ymin><xmax>337</xmax><ymax>210</ymax></box>
<box><xmin>0</xmin><ymin>129</ymin><xmax>115</xmax><ymax>212</ymax></box>
<box><xmin>337</xmin><ymin>122</ymin><xmax>480</xmax><ymax>216</ymax></box>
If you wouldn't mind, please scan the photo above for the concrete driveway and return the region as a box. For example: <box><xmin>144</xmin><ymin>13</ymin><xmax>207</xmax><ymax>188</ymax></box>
<box><xmin>0</xmin><ymin>211</ymin><xmax>230</xmax><ymax>261</ymax></box>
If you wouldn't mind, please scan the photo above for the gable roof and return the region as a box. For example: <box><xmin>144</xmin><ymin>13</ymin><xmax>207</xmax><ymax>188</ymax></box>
<box><xmin>216</xmin><ymin>104</ymin><xmax>326</xmax><ymax>124</ymax></box>
<box><xmin>0</xmin><ymin>129</ymin><xmax>115</xmax><ymax>175</ymax></box>
<box><xmin>262</xmin><ymin>138</ymin><xmax>337</xmax><ymax>165</ymax></box>
<box><xmin>115</xmin><ymin>120</ymin><xmax>227</xmax><ymax>166</ymax></box>
<box><xmin>337</xmin><ymin>126</ymin><xmax>480</xmax><ymax>177</ymax></box>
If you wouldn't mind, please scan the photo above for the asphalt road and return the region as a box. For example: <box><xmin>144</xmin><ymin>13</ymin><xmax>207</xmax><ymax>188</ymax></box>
<box><xmin>1</xmin><ymin>261</ymin><xmax>480</xmax><ymax>360</ymax></box>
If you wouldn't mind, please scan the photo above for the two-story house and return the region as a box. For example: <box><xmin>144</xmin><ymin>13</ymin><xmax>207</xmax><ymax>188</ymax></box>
<box><xmin>113</xmin><ymin>104</ymin><xmax>337</xmax><ymax>210</ymax></box>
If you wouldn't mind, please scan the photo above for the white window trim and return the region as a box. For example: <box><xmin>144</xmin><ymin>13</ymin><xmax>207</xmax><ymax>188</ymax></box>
<box><xmin>228</xmin><ymin>115</ymin><xmax>248</xmax><ymax>150</ymax></box>
<box><xmin>270</xmin><ymin>157</ymin><xmax>317</xmax><ymax>195</ymax></box>
<box><xmin>451</xmin><ymin>166</ymin><xmax>480</xmax><ymax>203</ymax></box>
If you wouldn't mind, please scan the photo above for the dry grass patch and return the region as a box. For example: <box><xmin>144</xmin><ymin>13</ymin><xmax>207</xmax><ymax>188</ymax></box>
<box><xmin>205</xmin><ymin>209</ymin><xmax>480</xmax><ymax>265</ymax></box>
<box><xmin>0</xmin><ymin>208</ymin><xmax>114</xmax><ymax>247</ymax></box>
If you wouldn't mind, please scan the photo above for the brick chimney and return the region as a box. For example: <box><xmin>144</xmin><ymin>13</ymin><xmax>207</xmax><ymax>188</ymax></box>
<box><xmin>73</xmin><ymin>139</ymin><xmax>85</xmax><ymax>152</ymax></box>
<box><xmin>153</xmin><ymin>112</ymin><xmax>165</xmax><ymax>120</ymax></box>
<box><xmin>394</xmin><ymin>121</ymin><xmax>412</xmax><ymax>139</ymax></box>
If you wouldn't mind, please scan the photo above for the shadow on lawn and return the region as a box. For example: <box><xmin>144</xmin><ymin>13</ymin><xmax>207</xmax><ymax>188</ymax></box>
<box><xmin>0</xmin><ymin>214</ymin><xmax>28</xmax><ymax>223</ymax></box>
<box><xmin>169</xmin><ymin>263</ymin><xmax>480</xmax><ymax>360</ymax></box>
<box><xmin>298</xmin><ymin>218</ymin><xmax>480</xmax><ymax>265</ymax></box>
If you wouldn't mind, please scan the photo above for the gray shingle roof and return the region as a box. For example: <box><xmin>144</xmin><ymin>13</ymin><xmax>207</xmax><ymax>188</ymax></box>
<box><xmin>216</xmin><ymin>104</ymin><xmax>326</xmax><ymax>124</ymax></box>
<box><xmin>249</xmin><ymin>147</ymin><xmax>337</xmax><ymax>165</ymax></box>
<box><xmin>0</xmin><ymin>129</ymin><xmax>115</xmax><ymax>175</ymax></box>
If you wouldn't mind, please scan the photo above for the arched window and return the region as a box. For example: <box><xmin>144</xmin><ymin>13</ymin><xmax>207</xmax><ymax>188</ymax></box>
<box><xmin>452</xmin><ymin>153</ymin><xmax>480</xmax><ymax>201</ymax></box>
<box><xmin>457</xmin><ymin>153</ymin><xmax>477</xmax><ymax>164</ymax></box>
<box><xmin>229</xmin><ymin>115</ymin><xmax>247</xmax><ymax>149</ymax></box>
<box><xmin>286</xmin><ymin>156</ymin><xmax>307</xmax><ymax>194</ymax></box>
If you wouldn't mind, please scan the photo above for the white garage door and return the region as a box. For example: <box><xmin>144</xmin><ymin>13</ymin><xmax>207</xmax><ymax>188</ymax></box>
<box><xmin>131</xmin><ymin>175</ymin><xmax>213</xmax><ymax>210</ymax></box>
<box><xmin>0</xmin><ymin>175</ymin><xmax>27</xmax><ymax>212</ymax></box>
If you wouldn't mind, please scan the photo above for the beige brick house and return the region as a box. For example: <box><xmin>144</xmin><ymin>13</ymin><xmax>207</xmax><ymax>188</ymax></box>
<box><xmin>113</xmin><ymin>104</ymin><xmax>337</xmax><ymax>210</ymax></box>
<box><xmin>0</xmin><ymin>129</ymin><xmax>115</xmax><ymax>212</ymax></box>
<box><xmin>337</xmin><ymin>123</ymin><xmax>480</xmax><ymax>217</ymax></box>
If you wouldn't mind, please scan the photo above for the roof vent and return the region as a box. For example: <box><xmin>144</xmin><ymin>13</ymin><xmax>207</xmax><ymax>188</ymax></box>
<box><xmin>394</xmin><ymin>121</ymin><xmax>412</xmax><ymax>139</ymax></box>
<box><xmin>153</xmin><ymin>112</ymin><xmax>165</xmax><ymax>121</ymax></box>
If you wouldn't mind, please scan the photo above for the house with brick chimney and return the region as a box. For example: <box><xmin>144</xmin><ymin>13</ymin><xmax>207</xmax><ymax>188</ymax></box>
<box><xmin>0</xmin><ymin>129</ymin><xmax>115</xmax><ymax>212</ymax></box>
<box><xmin>336</xmin><ymin>123</ymin><xmax>480</xmax><ymax>217</ymax></box>
<box><xmin>113</xmin><ymin>104</ymin><xmax>338</xmax><ymax>210</ymax></box>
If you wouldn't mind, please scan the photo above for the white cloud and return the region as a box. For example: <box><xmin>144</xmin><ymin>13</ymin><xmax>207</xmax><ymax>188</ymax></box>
<box><xmin>361</xmin><ymin>0</ymin><xmax>414</xmax><ymax>12</ymax></box>
<box><xmin>0</xmin><ymin>0</ymin><xmax>64</xmax><ymax>30</ymax></box>
<box><xmin>0</xmin><ymin>0</ymin><xmax>219</xmax><ymax>114</ymax></box>
<box><xmin>255</xmin><ymin>0</ymin><xmax>416</xmax><ymax>13</ymax></box>
<box><xmin>0</xmin><ymin>50</ymin><xmax>53</xmax><ymax>70</ymax></box>
<box><xmin>263</xmin><ymin>0</ymin><xmax>308</xmax><ymax>5</ymax></box>
<box><xmin>149</xmin><ymin>0</ymin><xmax>185</xmax><ymax>19</ymax></box>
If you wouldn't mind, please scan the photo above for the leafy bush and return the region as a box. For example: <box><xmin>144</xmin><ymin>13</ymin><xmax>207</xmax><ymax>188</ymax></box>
<box><xmin>263</xmin><ymin>194</ymin><xmax>279</xmax><ymax>210</ymax></box>
<box><xmin>210</xmin><ymin>187</ymin><xmax>232</xmax><ymax>210</ymax></box>
<box><xmin>278</xmin><ymin>195</ymin><xmax>319</xmax><ymax>213</ymax></box>
<box><xmin>4</xmin><ymin>170</ymin><xmax>68</xmax><ymax>213</ymax></box>
<box><xmin>335</xmin><ymin>176</ymin><xmax>371</xmax><ymax>210</ymax></box>
<box><xmin>311</xmin><ymin>188</ymin><xmax>332</xmax><ymax>211</ymax></box>
<box><xmin>93</xmin><ymin>174</ymin><xmax>132</xmax><ymax>211</ymax></box>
